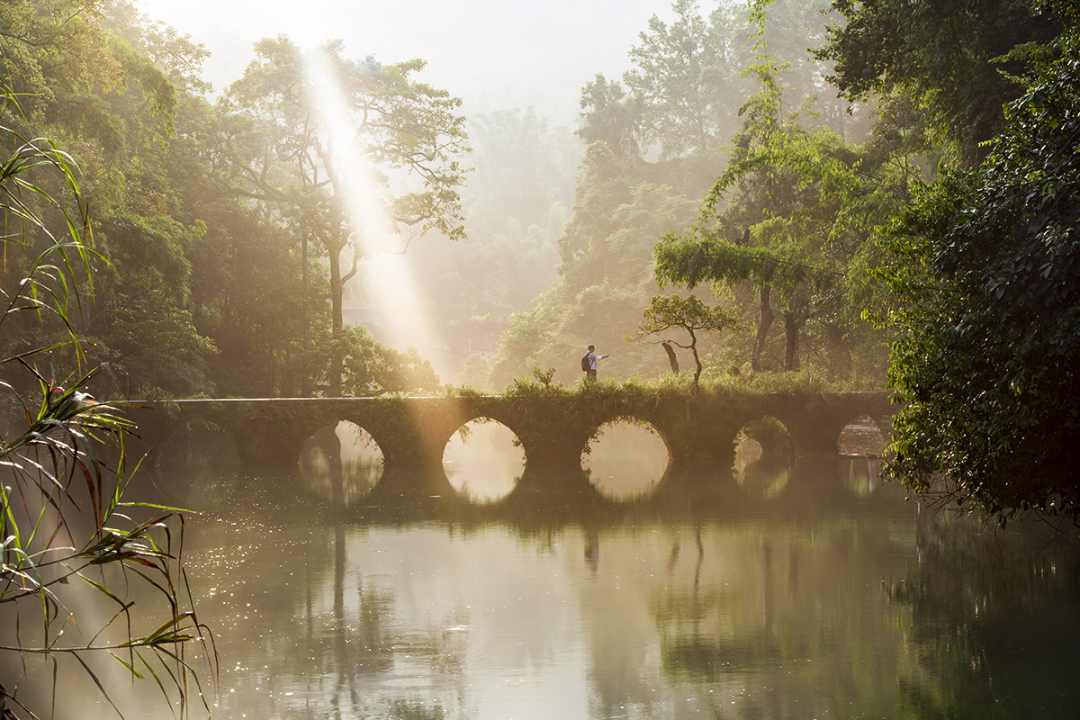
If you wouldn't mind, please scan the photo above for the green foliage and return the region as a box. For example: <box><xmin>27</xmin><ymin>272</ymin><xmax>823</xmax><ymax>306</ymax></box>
<box><xmin>487</xmin><ymin>159</ymin><xmax>703</xmax><ymax>387</ymax></box>
<box><xmin>497</xmin><ymin>364</ymin><xmax>846</xmax><ymax>397</ymax></box>
<box><xmin>880</xmin><ymin>24</ymin><xmax>1080</xmax><ymax>521</ymax></box>
<box><xmin>814</xmin><ymin>0</ymin><xmax>1065</xmax><ymax>164</ymax></box>
<box><xmin>532</xmin><ymin>366</ymin><xmax>558</xmax><ymax>386</ymax></box>
<box><xmin>0</xmin><ymin>4</ymin><xmax>477</xmax><ymax>400</ymax></box>
<box><xmin>733</xmin><ymin>368</ymin><xmax>826</xmax><ymax>393</ymax></box>
<box><xmin>578</xmin><ymin>74</ymin><xmax>640</xmax><ymax>166</ymax></box>
<box><xmin>464</xmin><ymin>107</ymin><xmax>577</xmax><ymax>239</ymax></box>
<box><xmin>655</xmin><ymin>228</ymin><xmax>832</xmax><ymax>291</ymax></box>
<box><xmin>486</xmin><ymin>0</ymin><xmax>877</xmax><ymax>390</ymax></box>
<box><xmin>0</xmin><ymin>0</ymin><xmax>123</xmax><ymax>125</ymax></box>
<box><xmin>188</xmin><ymin>202</ymin><xmax>319</xmax><ymax>397</ymax></box>
<box><xmin>0</xmin><ymin>4</ymin><xmax>224</xmax><ymax>397</ymax></box>
<box><xmin>403</xmin><ymin>106</ymin><xmax>574</xmax><ymax>338</ymax></box>
<box><xmin>639</xmin><ymin>294</ymin><xmax>736</xmax><ymax>334</ymax></box>
<box><xmin>0</xmin><ymin>141</ymin><xmax>103</xmax><ymax>409</ymax></box>
<box><xmin>0</xmin><ymin>118</ymin><xmax>210</xmax><ymax>720</ymax></box>
<box><xmin>504</xmin><ymin>368</ymin><xmax>567</xmax><ymax>399</ymax></box>
<box><xmin>330</xmin><ymin>325</ymin><xmax>441</xmax><ymax>397</ymax></box>
<box><xmin>453</xmin><ymin>352</ymin><xmax>494</xmax><ymax>390</ymax></box>
<box><xmin>654</xmin><ymin>54</ymin><xmax>901</xmax><ymax>378</ymax></box>
<box><xmin>741</xmin><ymin>414</ymin><xmax>793</xmax><ymax>462</ymax></box>
<box><xmin>624</xmin><ymin>0</ymin><xmax>749</xmax><ymax>160</ymax></box>
<box><xmin>88</xmin><ymin>212</ymin><xmax>217</xmax><ymax>396</ymax></box>
<box><xmin>634</xmin><ymin>293</ymin><xmax>738</xmax><ymax>386</ymax></box>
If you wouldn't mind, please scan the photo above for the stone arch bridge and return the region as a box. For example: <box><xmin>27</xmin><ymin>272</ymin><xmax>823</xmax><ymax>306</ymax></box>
<box><xmin>132</xmin><ymin>390</ymin><xmax>895</xmax><ymax>473</ymax></box>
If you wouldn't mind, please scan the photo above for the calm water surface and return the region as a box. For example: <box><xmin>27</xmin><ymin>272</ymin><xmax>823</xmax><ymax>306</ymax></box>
<box><xmin>8</xmin><ymin>423</ymin><xmax>1080</xmax><ymax>719</ymax></box>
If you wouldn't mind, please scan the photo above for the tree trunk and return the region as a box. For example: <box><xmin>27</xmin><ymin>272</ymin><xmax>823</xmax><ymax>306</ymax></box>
<box><xmin>328</xmin><ymin>240</ymin><xmax>343</xmax><ymax>335</ymax></box>
<box><xmin>661</xmin><ymin>342</ymin><xmax>680</xmax><ymax>374</ymax></box>
<box><xmin>325</xmin><ymin>228</ymin><xmax>360</xmax><ymax>397</ymax></box>
<box><xmin>302</xmin><ymin>230</ymin><xmax>309</xmax><ymax>347</ymax></box>
<box><xmin>827</xmin><ymin>323</ymin><xmax>852</xmax><ymax>381</ymax></box>
<box><xmin>689</xmin><ymin>330</ymin><xmax>702</xmax><ymax>388</ymax></box>
<box><xmin>783</xmin><ymin>311</ymin><xmax>805</xmax><ymax>372</ymax></box>
<box><xmin>327</xmin><ymin>244</ymin><xmax>344</xmax><ymax>396</ymax></box>
<box><xmin>752</xmin><ymin>285</ymin><xmax>774</xmax><ymax>371</ymax></box>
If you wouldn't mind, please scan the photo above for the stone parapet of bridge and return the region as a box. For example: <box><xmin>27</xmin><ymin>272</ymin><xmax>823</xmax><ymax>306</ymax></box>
<box><xmin>129</xmin><ymin>389</ymin><xmax>896</xmax><ymax>473</ymax></box>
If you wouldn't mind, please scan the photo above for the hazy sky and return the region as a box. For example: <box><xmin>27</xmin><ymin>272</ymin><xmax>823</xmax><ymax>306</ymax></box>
<box><xmin>137</xmin><ymin>0</ymin><xmax>681</xmax><ymax>124</ymax></box>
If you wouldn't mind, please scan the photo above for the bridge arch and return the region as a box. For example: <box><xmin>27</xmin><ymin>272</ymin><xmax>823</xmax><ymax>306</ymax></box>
<box><xmin>298</xmin><ymin>420</ymin><xmax>385</xmax><ymax>505</ymax></box>
<box><xmin>442</xmin><ymin>410</ymin><xmax>534</xmax><ymax>466</ymax></box>
<box><xmin>732</xmin><ymin>415</ymin><xmax>795</xmax><ymax>500</ymax></box>
<box><xmin>837</xmin><ymin>414</ymin><xmax>889</xmax><ymax>457</ymax></box>
<box><xmin>441</xmin><ymin>416</ymin><xmax>524</xmax><ymax>503</ymax></box>
<box><xmin>582</xmin><ymin>410</ymin><xmax>673</xmax><ymax>460</ymax></box>
<box><xmin>329</xmin><ymin>413</ymin><xmax>402</xmax><ymax>468</ymax></box>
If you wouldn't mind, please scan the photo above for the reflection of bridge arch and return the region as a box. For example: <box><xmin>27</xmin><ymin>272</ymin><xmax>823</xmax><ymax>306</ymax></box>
<box><xmin>583</xmin><ymin>419</ymin><xmax>671</xmax><ymax>500</ymax></box>
<box><xmin>442</xmin><ymin>418</ymin><xmax>523</xmax><ymax>503</ymax></box>
<box><xmin>299</xmin><ymin>421</ymin><xmax>386</xmax><ymax>505</ymax></box>
<box><xmin>837</xmin><ymin>414</ymin><xmax>888</xmax><ymax>457</ymax></box>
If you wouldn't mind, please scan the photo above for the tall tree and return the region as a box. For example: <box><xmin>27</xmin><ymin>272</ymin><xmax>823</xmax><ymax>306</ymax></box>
<box><xmin>221</xmin><ymin>37</ymin><xmax>468</xmax><ymax>392</ymax></box>
<box><xmin>880</xmin><ymin>19</ymin><xmax>1080</xmax><ymax>521</ymax></box>
<box><xmin>654</xmin><ymin>30</ymin><xmax>924</xmax><ymax>379</ymax></box>
<box><xmin>0</xmin><ymin>1</ymin><xmax>220</xmax><ymax>397</ymax></box>
<box><xmin>655</xmin><ymin>63</ymin><xmax>850</xmax><ymax>372</ymax></box>
<box><xmin>487</xmin><ymin>0</ymin><xmax>858</xmax><ymax>387</ymax></box>
<box><xmin>0</xmin><ymin>0</ymin><xmax>123</xmax><ymax>127</ymax></box>
<box><xmin>623</xmin><ymin>0</ymin><xmax>744</xmax><ymax>160</ymax></box>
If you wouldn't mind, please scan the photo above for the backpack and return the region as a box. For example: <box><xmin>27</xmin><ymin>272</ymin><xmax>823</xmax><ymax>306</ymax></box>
<box><xmin>581</xmin><ymin>353</ymin><xmax>591</xmax><ymax>372</ymax></box>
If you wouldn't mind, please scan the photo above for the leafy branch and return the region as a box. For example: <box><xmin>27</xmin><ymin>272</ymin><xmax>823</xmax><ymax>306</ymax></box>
<box><xmin>0</xmin><ymin>114</ymin><xmax>215</xmax><ymax>718</ymax></box>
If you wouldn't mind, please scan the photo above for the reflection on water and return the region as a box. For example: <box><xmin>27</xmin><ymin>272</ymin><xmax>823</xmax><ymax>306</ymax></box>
<box><xmin>733</xmin><ymin>420</ymin><xmax>792</xmax><ymax>500</ymax></box>
<box><xmin>839</xmin><ymin>456</ymin><xmax>882</xmax><ymax>497</ymax></box>
<box><xmin>152</xmin><ymin>424</ymin><xmax>241</xmax><ymax>509</ymax></box>
<box><xmin>442</xmin><ymin>420</ymin><xmax>522</xmax><ymax>502</ymax></box>
<box><xmin>583</xmin><ymin>421</ymin><xmax>668</xmax><ymax>499</ymax></box>
<box><xmin>6</xmin><ymin>448</ymin><xmax>1080</xmax><ymax>720</ymax></box>
<box><xmin>301</xmin><ymin>421</ymin><xmax>384</xmax><ymax>505</ymax></box>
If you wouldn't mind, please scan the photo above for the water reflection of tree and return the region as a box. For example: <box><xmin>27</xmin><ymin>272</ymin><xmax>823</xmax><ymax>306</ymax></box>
<box><xmin>645</xmin><ymin>521</ymin><xmax>918</xmax><ymax>718</ymax></box>
<box><xmin>188</xmin><ymin>517</ymin><xmax>465</xmax><ymax>719</ymax></box>
<box><xmin>302</xmin><ymin>424</ymin><xmax>383</xmax><ymax>507</ymax></box>
<box><xmin>889</xmin><ymin>519</ymin><xmax>1080</xmax><ymax>719</ymax></box>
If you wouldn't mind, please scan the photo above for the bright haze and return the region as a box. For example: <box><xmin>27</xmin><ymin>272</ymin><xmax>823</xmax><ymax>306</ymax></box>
<box><xmin>138</xmin><ymin>0</ymin><xmax>668</xmax><ymax>123</ymax></box>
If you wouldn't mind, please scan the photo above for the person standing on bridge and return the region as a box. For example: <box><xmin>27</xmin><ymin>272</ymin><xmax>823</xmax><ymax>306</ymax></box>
<box><xmin>582</xmin><ymin>344</ymin><xmax>609</xmax><ymax>382</ymax></box>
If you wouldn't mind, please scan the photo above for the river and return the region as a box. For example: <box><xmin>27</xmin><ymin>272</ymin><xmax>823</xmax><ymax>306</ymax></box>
<box><xmin>6</xmin><ymin>421</ymin><xmax>1080</xmax><ymax>719</ymax></box>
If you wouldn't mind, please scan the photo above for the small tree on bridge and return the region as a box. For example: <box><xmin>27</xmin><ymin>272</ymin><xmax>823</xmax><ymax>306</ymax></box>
<box><xmin>633</xmin><ymin>294</ymin><xmax>737</xmax><ymax>387</ymax></box>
